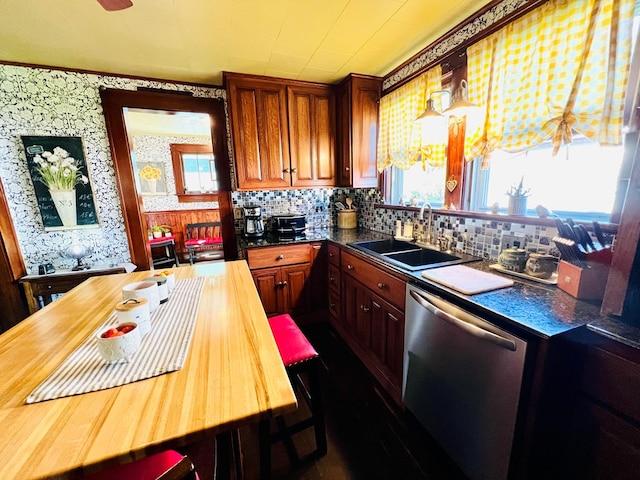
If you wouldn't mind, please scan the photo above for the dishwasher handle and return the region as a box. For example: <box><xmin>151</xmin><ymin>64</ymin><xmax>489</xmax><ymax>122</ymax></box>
<box><xmin>409</xmin><ymin>289</ymin><xmax>517</xmax><ymax>351</ymax></box>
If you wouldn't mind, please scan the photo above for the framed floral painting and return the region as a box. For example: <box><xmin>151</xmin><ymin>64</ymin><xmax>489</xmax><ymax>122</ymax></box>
<box><xmin>22</xmin><ymin>136</ymin><xmax>99</xmax><ymax>231</ymax></box>
<box><xmin>137</xmin><ymin>162</ymin><xmax>167</xmax><ymax>195</ymax></box>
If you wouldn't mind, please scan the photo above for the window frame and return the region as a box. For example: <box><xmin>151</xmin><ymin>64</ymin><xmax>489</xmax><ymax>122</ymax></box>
<box><xmin>169</xmin><ymin>143</ymin><xmax>218</xmax><ymax>203</ymax></box>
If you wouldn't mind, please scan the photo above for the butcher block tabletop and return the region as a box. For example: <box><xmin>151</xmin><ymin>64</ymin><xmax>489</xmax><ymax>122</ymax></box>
<box><xmin>0</xmin><ymin>261</ymin><xmax>296</xmax><ymax>479</ymax></box>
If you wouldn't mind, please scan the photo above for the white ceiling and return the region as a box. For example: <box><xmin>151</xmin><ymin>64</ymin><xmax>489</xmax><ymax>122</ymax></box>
<box><xmin>0</xmin><ymin>0</ymin><xmax>492</xmax><ymax>85</ymax></box>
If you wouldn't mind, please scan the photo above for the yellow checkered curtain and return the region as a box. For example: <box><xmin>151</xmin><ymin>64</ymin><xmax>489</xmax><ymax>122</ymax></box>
<box><xmin>377</xmin><ymin>66</ymin><xmax>443</xmax><ymax>171</ymax></box>
<box><xmin>467</xmin><ymin>0</ymin><xmax>635</xmax><ymax>168</ymax></box>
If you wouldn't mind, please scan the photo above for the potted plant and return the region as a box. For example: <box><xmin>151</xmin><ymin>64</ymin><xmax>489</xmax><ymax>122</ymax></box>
<box><xmin>506</xmin><ymin>177</ymin><xmax>530</xmax><ymax>216</ymax></box>
<box><xmin>151</xmin><ymin>225</ymin><xmax>164</xmax><ymax>238</ymax></box>
<box><xmin>162</xmin><ymin>225</ymin><xmax>172</xmax><ymax>237</ymax></box>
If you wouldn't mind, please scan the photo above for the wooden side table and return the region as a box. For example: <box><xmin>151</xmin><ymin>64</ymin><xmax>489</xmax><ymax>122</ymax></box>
<box><xmin>19</xmin><ymin>265</ymin><xmax>129</xmax><ymax>314</ymax></box>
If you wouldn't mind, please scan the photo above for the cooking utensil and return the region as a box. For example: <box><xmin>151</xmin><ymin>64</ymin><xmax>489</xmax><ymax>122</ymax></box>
<box><xmin>345</xmin><ymin>197</ymin><xmax>353</xmax><ymax>209</ymax></box>
<box><xmin>592</xmin><ymin>221</ymin><xmax>607</xmax><ymax>247</ymax></box>
<box><xmin>335</xmin><ymin>202</ymin><xmax>346</xmax><ymax>210</ymax></box>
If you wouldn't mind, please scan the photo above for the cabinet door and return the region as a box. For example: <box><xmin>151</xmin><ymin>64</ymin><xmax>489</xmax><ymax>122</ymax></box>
<box><xmin>351</xmin><ymin>76</ymin><xmax>381</xmax><ymax>188</ymax></box>
<box><xmin>288</xmin><ymin>85</ymin><xmax>336</xmax><ymax>187</ymax></box>
<box><xmin>226</xmin><ymin>75</ymin><xmax>290</xmax><ymax>190</ymax></box>
<box><xmin>251</xmin><ymin>267</ymin><xmax>283</xmax><ymax>316</ymax></box>
<box><xmin>342</xmin><ymin>275</ymin><xmax>358</xmax><ymax>335</ymax></box>
<box><xmin>282</xmin><ymin>263</ymin><xmax>312</xmax><ymax>316</ymax></box>
<box><xmin>354</xmin><ymin>284</ymin><xmax>372</xmax><ymax>350</ymax></box>
<box><xmin>370</xmin><ymin>296</ymin><xmax>405</xmax><ymax>386</ymax></box>
<box><xmin>336</xmin><ymin>75</ymin><xmax>381</xmax><ymax>188</ymax></box>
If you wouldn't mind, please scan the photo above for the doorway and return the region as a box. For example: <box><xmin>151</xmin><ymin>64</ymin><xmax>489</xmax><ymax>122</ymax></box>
<box><xmin>100</xmin><ymin>88</ymin><xmax>237</xmax><ymax>270</ymax></box>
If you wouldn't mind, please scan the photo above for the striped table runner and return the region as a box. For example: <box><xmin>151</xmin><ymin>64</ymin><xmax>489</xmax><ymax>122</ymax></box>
<box><xmin>26</xmin><ymin>276</ymin><xmax>206</xmax><ymax>404</ymax></box>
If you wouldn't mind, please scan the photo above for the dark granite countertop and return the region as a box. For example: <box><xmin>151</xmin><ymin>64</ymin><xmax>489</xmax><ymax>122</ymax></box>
<box><xmin>239</xmin><ymin>228</ymin><xmax>640</xmax><ymax>348</ymax></box>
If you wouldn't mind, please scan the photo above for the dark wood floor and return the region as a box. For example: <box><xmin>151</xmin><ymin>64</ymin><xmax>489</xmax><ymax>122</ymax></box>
<box><xmin>238</xmin><ymin>322</ymin><xmax>468</xmax><ymax>480</ymax></box>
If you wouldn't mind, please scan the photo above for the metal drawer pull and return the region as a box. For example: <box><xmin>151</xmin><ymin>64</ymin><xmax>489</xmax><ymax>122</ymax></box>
<box><xmin>347</xmin><ymin>264</ymin><xmax>354</xmax><ymax>270</ymax></box>
<box><xmin>409</xmin><ymin>290</ymin><xmax>517</xmax><ymax>351</ymax></box>
<box><xmin>277</xmin><ymin>254</ymin><xmax>284</xmax><ymax>260</ymax></box>
<box><xmin>377</xmin><ymin>283</ymin><xmax>386</xmax><ymax>289</ymax></box>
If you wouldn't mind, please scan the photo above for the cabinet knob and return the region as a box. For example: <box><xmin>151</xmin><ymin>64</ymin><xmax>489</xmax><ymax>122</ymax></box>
<box><xmin>276</xmin><ymin>281</ymin><xmax>288</xmax><ymax>288</ymax></box>
<box><xmin>283</xmin><ymin>168</ymin><xmax>290</xmax><ymax>173</ymax></box>
<box><xmin>330</xmin><ymin>276</ymin><xmax>335</xmax><ymax>282</ymax></box>
<box><xmin>347</xmin><ymin>264</ymin><xmax>354</xmax><ymax>270</ymax></box>
<box><xmin>277</xmin><ymin>254</ymin><xmax>284</xmax><ymax>260</ymax></box>
<box><xmin>329</xmin><ymin>252</ymin><xmax>334</xmax><ymax>257</ymax></box>
<box><xmin>291</xmin><ymin>168</ymin><xmax>297</xmax><ymax>173</ymax></box>
<box><xmin>377</xmin><ymin>283</ymin><xmax>386</xmax><ymax>289</ymax></box>
<box><xmin>345</xmin><ymin>166</ymin><xmax>350</xmax><ymax>171</ymax></box>
<box><xmin>361</xmin><ymin>305</ymin><xmax>370</xmax><ymax>312</ymax></box>
<box><xmin>330</xmin><ymin>303</ymin><xmax>336</xmax><ymax>308</ymax></box>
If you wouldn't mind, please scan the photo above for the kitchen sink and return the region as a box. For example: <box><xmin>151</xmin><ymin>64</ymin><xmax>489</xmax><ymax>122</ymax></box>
<box><xmin>348</xmin><ymin>238</ymin><xmax>420</xmax><ymax>254</ymax></box>
<box><xmin>348</xmin><ymin>239</ymin><xmax>480</xmax><ymax>271</ymax></box>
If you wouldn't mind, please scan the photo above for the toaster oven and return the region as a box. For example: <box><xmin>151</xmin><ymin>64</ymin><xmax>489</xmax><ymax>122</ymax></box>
<box><xmin>272</xmin><ymin>214</ymin><xmax>306</xmax><ymax>236</ymax></box>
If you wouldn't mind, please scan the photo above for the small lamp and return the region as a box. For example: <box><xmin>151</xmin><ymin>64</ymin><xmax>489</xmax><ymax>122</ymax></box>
<box><xmin>415</xmin><ymin>91</ymin><xmax>449</xmax><ymax>142</ymax></box>
<box><xmin>443</xmin><ymin>80</ymin><xmax>481</xmax><ymax>118</ymax></box>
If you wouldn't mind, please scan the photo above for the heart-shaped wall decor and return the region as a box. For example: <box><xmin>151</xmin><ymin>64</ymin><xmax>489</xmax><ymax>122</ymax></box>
<box><xmin>446</xmin><ymin>177</ymin><xmax>458</xmax><ymax>193</ymax></box>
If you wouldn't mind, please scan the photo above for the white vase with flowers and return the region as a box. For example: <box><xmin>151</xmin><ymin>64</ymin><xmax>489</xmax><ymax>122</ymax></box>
<box><xmin>32</xmin><ymin>146</ymin><xmax>88</xmax><ymax>227</ymax></box>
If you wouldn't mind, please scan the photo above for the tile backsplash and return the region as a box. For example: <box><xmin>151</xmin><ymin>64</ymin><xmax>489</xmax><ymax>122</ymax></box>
<box><xmin>232</xmin><ymin>186</ymin><xmax>569</xmax><ymax>262</ymax></box>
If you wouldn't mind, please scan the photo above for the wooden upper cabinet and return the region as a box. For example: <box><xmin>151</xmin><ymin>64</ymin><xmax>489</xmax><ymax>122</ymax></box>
<box><xmin>225</xmin><ymin>72</ymin><xmax>336</xmax><ymax>190</ymax></box>
<box><xmin>287</xmin><ymin>84</ymin><xmax>336</xmax><ymax>188</ymax></box>
<box><xmin>225</xmin><ymin>73</ymin><xmax>290</xmax><ymax>190</ymax></box>
<box><xmin>336</xmin><ymin>74</ymin><xmax>382</xmax><ymax>188</ymax></box>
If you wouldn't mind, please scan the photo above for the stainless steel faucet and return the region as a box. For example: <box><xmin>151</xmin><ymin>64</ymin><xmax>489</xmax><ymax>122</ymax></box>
<box><xmin>419</xmin><ymin>203</ymin><xmax>433</xmax><ymax>245</ymax></box>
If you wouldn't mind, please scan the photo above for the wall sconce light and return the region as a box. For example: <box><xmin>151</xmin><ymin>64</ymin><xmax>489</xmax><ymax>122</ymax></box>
<box><xmin>415</xmin><ymin>90</ymin><xmax>450</xmax><ymax>141</ymax></box>
<box><xmin>443</xmin><ymin>79</ymin><xmax>481</xmax><ymax>118</ymax></box>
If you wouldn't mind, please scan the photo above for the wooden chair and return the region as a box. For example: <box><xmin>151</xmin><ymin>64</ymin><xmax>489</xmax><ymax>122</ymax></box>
<box><xmin>83</xmin><ymin>450</ymin><xmax>198</xmax><ymax>480</ymax></box>
<box><xmin>184</xmin><ymin>222</ymin><xmax>224</xmax><ymax>265</ymax></box>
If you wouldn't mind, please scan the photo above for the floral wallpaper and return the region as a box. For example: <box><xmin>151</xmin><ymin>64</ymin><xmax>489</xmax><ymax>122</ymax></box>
<box><xmin>0</xmin><ymin>63</ymin><xmax>225</xmax><ymax>273</ymax></box>
<box><xmin>133</xmin><ymin>134</ymin><xmax>219</xmax><ymax>212</ymax></box>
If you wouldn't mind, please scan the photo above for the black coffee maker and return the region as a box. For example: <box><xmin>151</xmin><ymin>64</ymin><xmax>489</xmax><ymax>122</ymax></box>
<box><xmin>243</xmin><ymin>204</ymin><xmax>264</xmax><ymax>238</ymax></box>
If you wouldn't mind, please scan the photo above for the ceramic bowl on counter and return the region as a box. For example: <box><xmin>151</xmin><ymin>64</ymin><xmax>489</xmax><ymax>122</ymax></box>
<box><xmin>96</xmin><ymin>322</ymin><xmax>141</xmax><ymax>363</ymax></box>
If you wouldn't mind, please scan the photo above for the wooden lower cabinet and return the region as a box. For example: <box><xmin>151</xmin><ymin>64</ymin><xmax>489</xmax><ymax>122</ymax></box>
<box><xmin>247</xmin><ymin>242</ymin><xmax>325</xmax><ymax>318</ymax></box>
<box><xmin>251</xmin><ymin>263</ymin><xmax>311</xmax><ymax>316</ymax></box>
<box><xmin>329</xmin><ymin>242</ymin><xmax>406</xmax><ymax>405</ymax></box>
<box><xmin>558</xmin><ymin>335</ymin><xmax>640</xmax><ymax>479</ymax></box>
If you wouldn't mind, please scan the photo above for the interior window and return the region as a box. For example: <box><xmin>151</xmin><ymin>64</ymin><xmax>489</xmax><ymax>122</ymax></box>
<box><xmin>170</xmin><ymin>144</ymin><xmax>218</xmax><ymax>202</ymax></box>
<box><xmin>468</xmin><ymin>136</ymin><xmax>624</xmax><ymax>222</ymax></box>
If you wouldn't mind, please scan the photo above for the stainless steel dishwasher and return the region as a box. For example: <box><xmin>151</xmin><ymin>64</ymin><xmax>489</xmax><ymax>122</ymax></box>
<box><xmin>403</xmin><ymin>283</ymin><xmax>527</xmax><ymax>480</ymax></box>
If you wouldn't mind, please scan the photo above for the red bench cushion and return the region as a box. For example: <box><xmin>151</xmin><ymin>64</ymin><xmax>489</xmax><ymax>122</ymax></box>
<box><xmin>83</xmin><ymin>449</ymin><xmax>198</xmax><ymax>480</ymax></box>
<box><xmin>185</xmin><ymin>237</ymin><xmax>223</xmax><ymax>247</ymax></box>
<box><xmin>268</xmin><ymin>314</ymin><xmax>318</xmax><ymax>367</ymax></box>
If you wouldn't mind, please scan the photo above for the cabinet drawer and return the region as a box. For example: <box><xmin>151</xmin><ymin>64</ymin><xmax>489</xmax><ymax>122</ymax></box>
<box><xmin>327</xmin><ymin>243</ymin><xmax>341</xmax><ymax>266</ymax></box>
<box><xmin>582</xmin><ymin>345</ymin><xmax>640</xmax><ymax>423</ymax></box>
<box><xmin>341</xmin><ymin>250</ymin><xmax>406</xmax><ymax>310</ymax></box>
<box><xmin>328</xmin><ymin>263</ymin><xmax>341</xmax><ymax>292</ymax></box>
<box><xmin>246</xmin><ymin>244</ymin><xmax>311</xmax><ymax>270</ymax></box>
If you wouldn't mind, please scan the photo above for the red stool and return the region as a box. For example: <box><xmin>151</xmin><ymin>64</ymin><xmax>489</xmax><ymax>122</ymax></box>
<box><xmin>260</xmin><ymin>314</ymin><xmax>327</xmax><ymax>478</ymax></box>
<box><xmin>82</xmin><ymin>450</ymin><xmax>198</xmax><ymax>480</ymax></box>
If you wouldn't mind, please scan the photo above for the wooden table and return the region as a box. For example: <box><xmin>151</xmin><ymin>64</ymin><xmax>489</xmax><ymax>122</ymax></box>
<box><xmin>19</xmin><ymin>265</ymin><xmax>129</xmax><ymax>314</ymax></box>
<box><xmin>0</xmin><ymin>261</ymin><xmax>297</xmax><ymax>479</ymax></box>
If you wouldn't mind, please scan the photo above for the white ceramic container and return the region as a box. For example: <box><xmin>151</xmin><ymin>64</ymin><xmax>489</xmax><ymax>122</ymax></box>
<box><xmin>122</xmin><ymin>281</ymin><xmax>160</xmax><ymax>312</ymax></box>
<box><xmin>115</xmin><ymin>297</ymin><xmax>151</xmax><ymax>337</ymax></box>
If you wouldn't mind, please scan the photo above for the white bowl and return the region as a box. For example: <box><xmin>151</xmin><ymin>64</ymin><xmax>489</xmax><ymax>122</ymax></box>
<box><xmin>96</xmin><ymin>322</ymin><xmax>141</xmax><ymax>363</ymax></box>
<box><xmin>122</xmin><ymin>281</ymin><xmax>159</xmax><ymax>312</ymax></box>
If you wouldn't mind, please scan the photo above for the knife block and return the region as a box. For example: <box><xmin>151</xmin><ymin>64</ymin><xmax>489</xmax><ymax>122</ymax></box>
<box><xmin>557</xmin><ymin>249</ymin><xmax>612</xmax><ymax>300</ymax></box>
